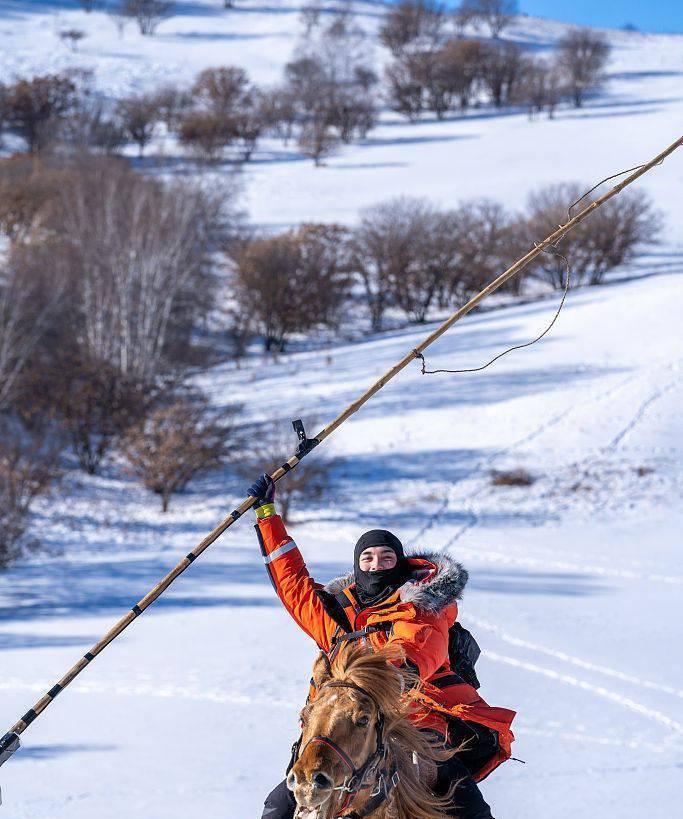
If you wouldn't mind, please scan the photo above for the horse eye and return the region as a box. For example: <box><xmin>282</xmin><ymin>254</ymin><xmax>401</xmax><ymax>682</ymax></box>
<box><xmin>355</xmin><ymin>715</ymin><xmax>370</xmax><ymax>727</ymax></box>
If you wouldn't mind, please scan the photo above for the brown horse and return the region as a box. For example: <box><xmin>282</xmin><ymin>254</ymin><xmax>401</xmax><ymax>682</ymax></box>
<box><xmin>287</xmin><ymin>643</ymin><xmax>457</xmax><ymax>819</ymax></box>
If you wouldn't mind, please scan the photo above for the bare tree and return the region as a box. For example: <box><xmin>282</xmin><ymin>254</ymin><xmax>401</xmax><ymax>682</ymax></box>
<box><xmin>519</xmin><ymin>55</ymin><xmax>565</xmax><ymax>119</ymax></box>
<box><xmin>259</xmin><ymin>86</ymin><xmax>298</xmax><ymax>144</ymax></box>
<box><xmin>0</xmin><ymin>257</ymin><xmax>66</xmax><ymax>412</ymax></box>
<box><xmin>284</xmin><ymin>9</ymin><xmax>378</xmax><ymax>157</ymax></box>
<box><xmin>556</xmin><ymin>28</ymin><xmax>611</xmax><ymax>107</ymax></box>
<box><xmin>431</xmin><ymin>38</ymin><xmax>486</xmax><ymax>112</ymax></box>
<box><xmin>46</xmin><ymin>156</ymin><xmax>225</xmax><ymax>381</ymax></box>
<box><xmin>152</xmin><ymin>83</ymin><xmax>193</xmax><ymax>130</ymax></box>
<box><xmin>233</xmin><ymin>225</ymin><xmax>351</xmax><ymax>351</ymax></box>
<box><xmin>443</xmin><ymin>199</ymin><xmax>524</xmax><ymax>301</ymax></box>
<box><xmin>458</xmin><ymin>0</ymin><xmax>518</xmax><ymax>38</ymax></box>
<box><xmin>120</xmin><ymin>0</ymin><xmax>175</xmax><ymax>35</ymax></box>
<box><xmin>4</xmin><ymin>73</ymin><xmax>79</xmax><ymax>153</ymax></box>
<box><xmin>79</xmin><ymin>0</ymin><xmax>100</xmax><ymax>11</ymax></box>
<box><xmin>193</xmin><ymin>66</ymin><xmax>251</xmax><ymax>116</ymax></box>
<box><xmin>121</xmin><ymin>393</ymin><xmax>238</xmax><ymax>512</ymax></box>
<box><xmin>478</xmin><ymin>40</ymin><xmax>524</xmax><ymax>107</ymax></box>
<box><xmin>58</xmin><ymin>96</ymin><xmax>126</xmax><ymax>153</ymax></box>
<box><xmin>524</xmin><ymin>183</ymin><xmax>661</xmax><ymax>288</ymax></box>
<box><xmin>297</xmin><ymin>115</ymin><xmax>339</xmax><ymax>165</ymax></box>
<box><xmin>117</xmin><ymin>93</ymin><xmax>160</xmax><ymax>155</ymax></box>
<box><xmin>384</xmin><ymin>57</ymin><xmax>425</xmax><ymax>121</ymax></box>
<box><xmin>351</xmin><ymin>198</ymin><xmax>420</xmax><ymax>330</ymax></box>
<box><xmin>379</xmin><ymin>0</ymin><xmax>445</xmax><ymax>57</ymax></box>
<box><xmin>0</xmin><ymin>418</ymin><xmax>60</xmax><ymax>568</ymax></box>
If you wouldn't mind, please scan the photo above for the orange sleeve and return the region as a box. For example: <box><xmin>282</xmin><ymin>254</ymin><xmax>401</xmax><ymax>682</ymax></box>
<box><xmin>256</xmin><ymin>513</ymin><xmax>336</xmax><ymax>652</ymax></box>
<box><xmin>388</xmin><ymin>609</ymin><xmax>453</xmax><ymax>680</ymax></box>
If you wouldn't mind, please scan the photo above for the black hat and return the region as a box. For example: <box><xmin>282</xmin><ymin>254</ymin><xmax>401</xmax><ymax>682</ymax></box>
<box><xmin>354</xmin><ymin>529</ymin><xmax>405</xmax><ymax>566</ymax></box>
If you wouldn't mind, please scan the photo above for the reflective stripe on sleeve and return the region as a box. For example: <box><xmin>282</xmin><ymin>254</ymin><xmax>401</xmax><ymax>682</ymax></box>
<box><xmin>263</xmin><ymin>540</ymin><xmax>298</xmax><ymax>565</ymax></box>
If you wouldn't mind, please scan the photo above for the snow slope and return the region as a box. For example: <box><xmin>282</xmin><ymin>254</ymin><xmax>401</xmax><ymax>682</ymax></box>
<box><xmin>1</xmin><ymin>271</ymin><xmax>682</xmax><ymax>818</ymax></box>
<box><xmin>0</xmin><ymin>3</ymin><xmax>682</xmax><ymax>819</ymax></box>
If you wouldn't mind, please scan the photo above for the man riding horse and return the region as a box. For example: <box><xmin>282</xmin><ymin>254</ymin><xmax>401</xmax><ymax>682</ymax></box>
<box><xmin>248</xmin><ymin>474</ymin><xmax>515</xmax><ymax>819</ymax></box>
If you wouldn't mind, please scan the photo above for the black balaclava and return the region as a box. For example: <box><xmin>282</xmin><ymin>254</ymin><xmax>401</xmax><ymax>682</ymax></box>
<box><xmin>353</xmin><ymin>529</ymin><xmax>410</xmax><ymax>607</ymax></box>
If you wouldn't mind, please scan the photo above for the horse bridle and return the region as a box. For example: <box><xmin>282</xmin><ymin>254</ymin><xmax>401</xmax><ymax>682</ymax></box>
<box><xmin>297</xmin><ymin>680</ymin><xmax>399</xmax><ymax>818</ymax></box>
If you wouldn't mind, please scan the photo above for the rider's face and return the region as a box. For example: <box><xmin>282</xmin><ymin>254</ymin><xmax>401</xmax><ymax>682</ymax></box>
<box><xmin>358</xmin><ymin>546</ymin><xmax>397</xmax><ymax>572</ymax></box>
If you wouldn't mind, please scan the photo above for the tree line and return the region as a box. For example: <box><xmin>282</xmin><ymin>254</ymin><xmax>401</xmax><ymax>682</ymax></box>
<box><xmin>1</xmin><ymin>2</ymin><xmax>613</xmax><ymax>164</ymax></box>
<box><xmin>232</xmin><ymin>185</ymin><xmax>660</xmax><ymax>346</ymax></box>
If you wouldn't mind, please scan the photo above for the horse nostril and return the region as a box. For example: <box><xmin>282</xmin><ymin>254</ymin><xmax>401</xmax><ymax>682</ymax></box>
<box><xmin>312</xmin><ymin>771</ymin><xmax>333</xmax><ymax>790</ymax></box>
<box><xmin>286</xmin><ymin>771</ymin><xmax>297</xmax><ymax>791</ymax></box>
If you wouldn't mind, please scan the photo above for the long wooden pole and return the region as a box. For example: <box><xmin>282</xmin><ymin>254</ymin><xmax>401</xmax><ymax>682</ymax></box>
<box><xmin>1</xmin><ymin>134</ymin><xmax>681</xmax><ymax>767</ymax></box>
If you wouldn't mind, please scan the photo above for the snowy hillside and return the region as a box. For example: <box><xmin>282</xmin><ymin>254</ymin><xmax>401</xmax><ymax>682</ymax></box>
<box><xmin>1</xmin><ymin>1</ymin><xmax>683</xmax><ymax>234</ymax></box>
<box><xmin>1</xmin><ymin>3</ymin><xmax>682</xmax><ymax>819</ymax></box>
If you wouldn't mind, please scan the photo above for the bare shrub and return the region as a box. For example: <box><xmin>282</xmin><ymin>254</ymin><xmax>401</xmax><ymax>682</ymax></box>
<box><xmin>490</xmin><ymin>468</ymin><xmax>535</xmax><ymax>487</ymax></box>
<box><xmin>0</xmin><ymin>155</ymin><xmax>64</xmax><ymax>241</ymax></box>
<box><xmin>4</xmin><ymin>73</ymin><xmax>79</xmax><ymax>153</ymax></box>
<box><xmin>444</xmin><ymin>199</ymin><xmax>524</xmax><ymax>301</ymax></box>
<box><xmin>556</xmin><ymin>29</ymin><xmax>611</xmax><ymax>107</ymax></box>
<box><xmin>38</xmin><ymin>355</ymin><xmax>155</xmax><ymax>474</ymax></box>
<box><xmin>379</xmin><ymin>0</ymin><xmax>446</xmax><ymax>57</ymax></box>
<box><xmin>179</xmin><ymin>110</ymin><xmax>234</xmax><ymax>162</ymax></box>
<box><xmin>233</xmin><ymin>225</ymin><xmax>351</xmax><ymax>351</ymax></box>
<box><xmin>524</xmin><ymin>183</ymin><xmax>662</xmax><ymax>288</ymax></box>
<box><xmin>235</xmin><ymin>419</ymin><xmax>330</xmax><ymax>524</ymax></box>
<box><xmin>478</xmin><ymin>40</ymin><xmax>524</xmax><ymax>107</ymax></box>
<box><xmin>457</xmin><ymin>0</ymin><xmax>518</xmax><ymax>38</ymax></box>
<box><xmin>120</xmin><ymin>393</ymin><xmax>238</xmax><ymax>511</ymax></box>
<box><xmin>0</xmin><ymin>419</ymin><xmax>60</xmax><ymax>568</ymax></box>
<box><xmin>297</xmin><ymin>116</ymin><xmax>339</xmax><ymax>165</ymax></box>
<box><xmin>79</xmin><ymin>1</ymin><xmax>100</xmax><ymax>10</ymax></box>
<box><xmin>117</xmin><ymin>93</ymin><xmax>160</xmax><ymax>156</ymax></box>
<box><xmin>120</xmin><ymin>0</ymin><xmax>174</xmax><ymax>35</ymax></box>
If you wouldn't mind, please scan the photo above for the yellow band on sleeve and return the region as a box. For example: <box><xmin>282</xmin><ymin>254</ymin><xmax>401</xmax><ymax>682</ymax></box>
<box><xmin>254</xmin><ymin>502</ymin><xmax>276</xmax><ymax>519</ymax></box>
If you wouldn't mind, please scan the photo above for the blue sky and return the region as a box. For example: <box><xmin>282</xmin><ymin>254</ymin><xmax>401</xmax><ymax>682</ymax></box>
<box><xmin>519</xmin><ymin>0</ymin><xmax>683</xmax><ymax>33</ymax></box>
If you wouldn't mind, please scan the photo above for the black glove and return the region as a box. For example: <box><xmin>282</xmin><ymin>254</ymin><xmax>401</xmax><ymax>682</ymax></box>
<box><xmin>247</xmin><ymin>473</ymin><xmax>276</xmax><ymax>507</ymax></box>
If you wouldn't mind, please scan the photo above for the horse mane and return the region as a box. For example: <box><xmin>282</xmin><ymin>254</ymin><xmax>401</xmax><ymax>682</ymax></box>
<box><xmin>330</xmin><ymin>644</ymin><xmax>457</xmax><ymax>819</ymax></box>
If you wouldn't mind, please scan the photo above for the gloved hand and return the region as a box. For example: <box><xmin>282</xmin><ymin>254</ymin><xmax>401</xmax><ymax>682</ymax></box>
<box><xmin>248</xmin><ymin>473</ymin><xmax>276</xmax><ymax>517</ymax></box>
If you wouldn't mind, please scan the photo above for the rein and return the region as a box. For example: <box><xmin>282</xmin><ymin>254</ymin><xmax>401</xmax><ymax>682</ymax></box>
<box><xmin>299</xmin><ymin>681</ymin><xmax>399</xmax><ymax>818</ymax></box>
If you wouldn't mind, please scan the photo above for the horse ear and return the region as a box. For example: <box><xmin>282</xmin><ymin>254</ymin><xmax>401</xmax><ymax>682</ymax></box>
<box><xmin>312</xmin><ymin>651</ymin><xmax>333</xmax><ymax>689</ymax></box>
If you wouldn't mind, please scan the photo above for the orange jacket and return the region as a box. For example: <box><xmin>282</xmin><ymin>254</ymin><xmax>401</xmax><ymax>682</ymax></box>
<box><xmin>256</xmin><ymin>512</ymin><xmax>515</xmax><ymax>781</ymax></box>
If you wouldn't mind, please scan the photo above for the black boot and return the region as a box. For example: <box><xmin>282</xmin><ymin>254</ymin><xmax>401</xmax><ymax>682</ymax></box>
<box><xmin>435</xmin><ymin>755</ymin><xmax>495</xmax><ymax>819</ymax></box>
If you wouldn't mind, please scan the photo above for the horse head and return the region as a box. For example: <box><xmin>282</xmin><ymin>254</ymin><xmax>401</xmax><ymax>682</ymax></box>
<box><xmin>287</xmin><ymin>643</ymin><xmax>454</xmax><ymax>819</ymax></box>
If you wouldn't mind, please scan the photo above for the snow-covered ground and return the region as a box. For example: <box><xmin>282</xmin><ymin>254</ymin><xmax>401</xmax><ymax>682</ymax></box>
<box><xmin>1</xmin><ymin>3</ymin><xmax>682</xmax><ymax>818</ymax></box>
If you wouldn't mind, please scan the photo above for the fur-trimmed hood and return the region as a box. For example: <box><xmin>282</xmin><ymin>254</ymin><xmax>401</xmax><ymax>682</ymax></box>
<box><xmin>323</xmin><ymin>550</ymin><xmax>468</xmax><ymax>614</ymax></box>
